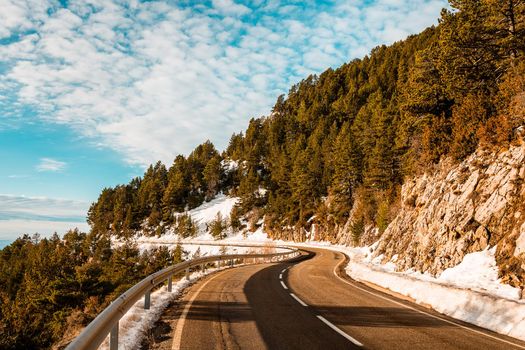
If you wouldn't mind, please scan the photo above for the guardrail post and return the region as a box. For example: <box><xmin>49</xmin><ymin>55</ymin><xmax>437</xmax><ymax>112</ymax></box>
<box><xmin>66</xmin><ymin>248</ymin><xmax>300</xmax><ymax>350</ymax></box>
<box><xmin>144</xmin><ymin>290</ymin><xmax>151</xmax><ymax>310</ymax></box>
<box><xmin>110</xmin><ymin>321</ymin><xmax>119</xmax><ymax>350</ymax></box>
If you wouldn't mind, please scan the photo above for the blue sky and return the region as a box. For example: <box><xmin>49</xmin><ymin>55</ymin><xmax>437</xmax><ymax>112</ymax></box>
<box><xmin>0</xmin><ymin>0</ymin><xmax>447</xmax><ymax>239</ymax></box>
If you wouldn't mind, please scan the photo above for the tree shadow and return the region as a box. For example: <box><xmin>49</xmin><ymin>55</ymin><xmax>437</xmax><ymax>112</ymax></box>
<box><xmin>144</xmin><ymin>250</ymin><xmax>525</xmax><ymax>350</ymax></box>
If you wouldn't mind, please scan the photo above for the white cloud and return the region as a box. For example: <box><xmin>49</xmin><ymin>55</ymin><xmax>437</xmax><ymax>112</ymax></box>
<box><xmin>0</xmin><ymin>0</ymin><xmax>448</xmax><ymax>167</ymax></box>
<box><xmin>36</xmin><ymin>158</ymin><xmax>67</xmax><ymax>172</ymax></box>
<box><xmin>212</xmin><ymin>0</ymin><xmax>251</xmax><ymax>16</ymax></box>
<box><xmin>0</xmin><ymin>0</ymin><xmax>32</xmax><ymax>38</ymax></box>
<box><xmin>0</xmin><ymin>194</ymin><xmax>89</xmax><ymax>239</ymax></box>
<box><xmin>0</xmin><ymin>194</ymin><xmax>88</xmax><ymax>218</ymax></box>
<box><xmin>7</xmin><ymin>174</ymin><xmax>28</xmax><ymax>179</ymax></box>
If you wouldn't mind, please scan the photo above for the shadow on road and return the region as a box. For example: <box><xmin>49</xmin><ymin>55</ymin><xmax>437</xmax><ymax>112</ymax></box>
<box><xmin>160</xmin><ymin>298</ymin><xmax>450</xmax><ymax>328</ymax></box>
<box><xmin>144</xmin><ymin>249</ymin><xmax>525</xmax><ymax>350</ymax></box>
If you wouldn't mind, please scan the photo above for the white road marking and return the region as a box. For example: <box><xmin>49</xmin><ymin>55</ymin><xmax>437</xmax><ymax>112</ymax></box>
<box><xmin>280</xmin><ymin>261</ymin><xmax>363</xmax><ymax>347</ymax></box>
<box><xmin>171</xmin><ymin>270</ymin><xmax>228</xmax><ymax>350</ymax></box>
<box><xmin>289</xmin><ymin>293</ymin><xmax>308</xmax><ymax>307</ymax></box>
<box><xmin>317</xmin><ymin>315</ymin><xmax>363</xmax><ymax>347</ymax></box>
<box><xmin>281</xmin><ymin>268</ymin><xmax>287</xmax><ymax>273</ymax></box>
<box><xmin>332</xmin><ymin>254</ymin><xmax>525</xmax><ymax>350</ymax></box>
<box><xmin>279</xmin><ymin>273</ymin><xmax>283</xmax><ymax>279</ymax></box>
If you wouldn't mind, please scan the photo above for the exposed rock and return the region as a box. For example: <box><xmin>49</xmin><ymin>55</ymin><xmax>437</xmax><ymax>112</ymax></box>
<box><xmin>369</xmin><ymin>143</ymin><xmax>525</xmax><ymax>290</ymax></box>
<box><xmin>516</xmin><ymin>223</ymin><xmax>525</xmax><ymax>256</ymax></box>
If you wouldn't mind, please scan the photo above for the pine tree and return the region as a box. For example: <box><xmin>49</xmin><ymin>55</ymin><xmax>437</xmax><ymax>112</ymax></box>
<box><xmin>203</xmin><ymin>155</ymin><xmax>223</xmax><ymax>200</ymax></box>
<box><xmin>176</xmin><ymin>213</ymin><xmax>197</xmax><ymax>238</ymax></box>
<box><xmin>162</xmin><ymin>155</ymin><xmax>189</xmax><ymax>221</ymax></box>
<box><xmin>209</xmin><ymin>212</ymin><xmax>227</xmax><ymax>240</ymax></box>
<box><xmin>173</xmin><ymin>243</ymin><xmax>184</xmax><ymax>262</ymax></box>
<box><xmin>230</xmin><ymin>205</ymin><xmax>242</xmax><ymax>232</ymax></box>
<box><xmin>331</xmin><ymin>123</ymin><xmax>362</xmax><ymax>219</ymax></box>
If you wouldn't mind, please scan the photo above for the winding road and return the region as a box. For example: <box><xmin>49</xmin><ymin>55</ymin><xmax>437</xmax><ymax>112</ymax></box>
<box><xmin>150</xmin><ymin>247</ymin><xmax>525</xmax><ymax>350</ymax></box>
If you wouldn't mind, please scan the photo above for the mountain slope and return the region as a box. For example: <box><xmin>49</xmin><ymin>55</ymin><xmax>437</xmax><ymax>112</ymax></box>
<box><xmin>372</xmin><ymin>141</ymin><xmax>525</xmax><ymax>289</ymax></box>
<box><xmin>87</xmin><ymin>0</ymin><xmax>525</xmax><ymax>292</ymax></box>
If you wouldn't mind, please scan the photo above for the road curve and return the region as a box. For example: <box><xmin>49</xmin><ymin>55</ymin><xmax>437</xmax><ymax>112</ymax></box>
<box><xmin>150</xmin><ymin>247</ymin><xmax>525</xmax><ymax>350</ymax></box>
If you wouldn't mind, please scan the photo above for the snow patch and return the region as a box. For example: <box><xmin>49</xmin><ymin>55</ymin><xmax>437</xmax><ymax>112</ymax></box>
<box><xmin>189</xmin><ymin>194</ymin><xmax>238</xmax><ymax>228</ymax></box>
<box><xmin>344</xmin><ymin>256</ymin><xmax>525</xmax><ymax>341</ymax></box>
<box><xmin>222</xmin><ymin>159</ymin><xmax>239</xmax><ymax>172</ymax></box>
<box><xmin>438</xmin><ymin>247</ymin><xmax>519</xmax><ymax>300</ymax></box>
<box><xmin>136</xmin><ymin>194</ymin><xmax>239</xmax><ymax>243</ymax></box>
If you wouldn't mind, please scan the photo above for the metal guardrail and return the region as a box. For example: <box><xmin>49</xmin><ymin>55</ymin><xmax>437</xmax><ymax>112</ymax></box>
<box><xmin>66</xmin><ymin>246</ymin><xmax>299</xmax><ymax>350</ymax></box>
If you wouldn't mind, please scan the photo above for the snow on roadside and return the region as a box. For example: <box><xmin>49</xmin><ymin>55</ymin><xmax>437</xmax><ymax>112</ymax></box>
<box><xmin>132</xmin><ymin>194</ymin><xmax>525</xmax><ymax>341</ymax></box>
<box><xmin>345</xmin><ymin>257</ymin><xmax>525</xmax><ymax>341</ymax></box>
<box><xmin>436</xmin><ymin>246</ymin><xmax>520</xmax><ymax>300</ymax></box>
<box><xmin>287</xmin><ymin>241</ymin><xmax>525</xmax><ymax>341</ymax></box>
<box><xmin>332</xmin><ymin>243</ymin><xmax>522</xmax><ymax>301</ymax></box>
<box><xmin>98</xmin><ymin>267</ymin><xmax>223</xmax><ymax>350</ymax></box>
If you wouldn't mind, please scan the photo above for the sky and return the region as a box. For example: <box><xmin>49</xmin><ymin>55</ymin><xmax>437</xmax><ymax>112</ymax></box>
<box><xmin>0</xmin><ymin>0</ymin><xmax>447</xmax><ymax>240</ymax></box>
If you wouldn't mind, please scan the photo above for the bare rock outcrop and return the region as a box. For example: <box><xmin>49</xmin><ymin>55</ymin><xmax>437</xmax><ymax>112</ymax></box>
<box><xmin>373</xmin><ymin>143</ymin><xmax>525</xmax><ymax>290</ymax></box>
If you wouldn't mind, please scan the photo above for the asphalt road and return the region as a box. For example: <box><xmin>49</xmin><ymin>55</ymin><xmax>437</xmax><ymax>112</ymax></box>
<box><xmin>150</xmin><ymin>247</ymin><xmax>525</xmax><ymax>350</ymax></box>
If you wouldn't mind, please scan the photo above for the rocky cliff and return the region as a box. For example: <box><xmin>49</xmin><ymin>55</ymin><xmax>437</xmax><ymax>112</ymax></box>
<box><xmin>371</xmin><ymin>142</ymin><xmax>525</xmax><ymax>292</ymax></box>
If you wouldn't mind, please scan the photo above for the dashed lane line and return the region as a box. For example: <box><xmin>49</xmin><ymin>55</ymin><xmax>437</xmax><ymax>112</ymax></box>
<box><xmin>280</xmin><ymin>262</ymin><xmax>365</xmax><ymax>347</ymax></box>
<box><xmin>289</xmin><ymin>292</ymin><xmax>308</xmax><ymax>307</ymax></box>
<box><xmin>317</xmin><ymin>315</ymin><xmax>363</xmax><ymax>347</ymax></box>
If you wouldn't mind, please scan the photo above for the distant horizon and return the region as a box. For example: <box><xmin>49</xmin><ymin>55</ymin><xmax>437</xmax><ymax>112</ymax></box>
<box><xmin>0</xmin><ymin>220</ymin><xmax>90</xmax><ymax>242</ymax></box>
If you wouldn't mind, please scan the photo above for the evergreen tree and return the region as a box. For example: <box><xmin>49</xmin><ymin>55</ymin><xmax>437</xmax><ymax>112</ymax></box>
<box><xmin>203</xmin><ymin>155</ymin><xmax>223</xmax><ymax>200</ymax></box>
<box><xmin>331</xmin><ymin>123</ymin><xmax>362</xmax><ymax>219</ymax></box>
<box><xmin>209</xmin><ymin>212</ymin><xmax>227</xmax><ymax>240</ymax></box>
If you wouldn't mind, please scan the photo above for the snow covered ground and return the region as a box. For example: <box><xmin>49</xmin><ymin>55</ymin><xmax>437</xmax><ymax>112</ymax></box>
<box><xmin>155</xmin><ymin>193</ymin><xmax>239</xmax><ymax>242</ymax></box>
<box><xmin>98</xmin><ymin>266</ymin><xmax>232</xmax><ymax>350</ymax></box>
<box><xmin>132</xmin><ymin>194</ymin><xmax>525</xmax><ymax>342</ymax></box>
<box><xmin>135</xmin><ymin>193</ymin><xmax>280</xmax><ymax>254</ymax></box>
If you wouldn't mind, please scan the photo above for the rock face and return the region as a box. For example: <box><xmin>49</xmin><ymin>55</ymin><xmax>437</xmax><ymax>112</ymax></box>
<box><xmin>373</xmin><ymin>143</ymin><xmax>525</xmax><ymax>290</ymax></box>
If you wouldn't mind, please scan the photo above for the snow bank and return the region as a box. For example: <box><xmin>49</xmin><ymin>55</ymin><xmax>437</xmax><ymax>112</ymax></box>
<box><xmin>346</xmin><ymin>257</ymin><xmax>525</xmax><ymax>340</ymax></box>
<box><xmin>437</xmin><ymin>246</ymin><xmax>520</xmax><ymax>300</ymax></box>
<box><xmin>99</xmin><ymin>267</ymin><xmax>224</xmax><ymax>350</ymax></box>
<box><xmin>133</xmin><ymin>194</ymin><xmax>525</xmax><ymax>341</ymax></box>
<box><xmin>289</xmin><ymin>241</ymin><xmax>525</xmax><ymax>341</ymax></box>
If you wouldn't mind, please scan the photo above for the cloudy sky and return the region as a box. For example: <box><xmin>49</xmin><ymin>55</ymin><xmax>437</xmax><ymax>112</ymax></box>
<box><xmin>0</xmin><ymin>0</ymin><xmax>447</xmax><ymax>239</ymax></box>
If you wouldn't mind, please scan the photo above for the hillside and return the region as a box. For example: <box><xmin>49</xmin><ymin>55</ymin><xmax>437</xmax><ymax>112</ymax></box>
<box><xmin>87</xmin><ymin>0</ymin><xmax>525</xmax><ymax>287</ymax></box>
<box><xmin>2</xmin><ymin>1</ymin><xmax>524</xmax><ymax>348</ymax></box>
<box><xmin>353</xmin><ymin>141</ymin><xmax>525</xmax><ymax>291</ymax></box>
